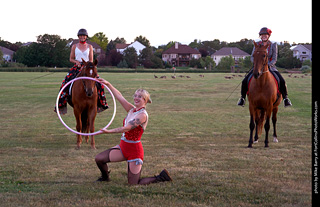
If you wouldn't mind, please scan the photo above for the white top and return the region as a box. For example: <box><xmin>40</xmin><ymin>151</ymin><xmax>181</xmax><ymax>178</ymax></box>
<box><xmin>126</xmin><ymin>108</ymin><xmax>148</xmax><ymax>129</ymax></box>
<box><xmin>75</xmin><ymin>46</ymin><xmax>89</xmax><ymax>62</ymax></box>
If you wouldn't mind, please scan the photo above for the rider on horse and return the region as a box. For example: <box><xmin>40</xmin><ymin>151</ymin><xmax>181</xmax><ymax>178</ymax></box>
<box><xmin>55</xmin><ymin>29</ymin><xmax>108</xmax><ymax>114</ymax></box>
<box><xmin>237</xmin><ymin>27</ymin><xmax>292</xmax><ymax>108</ymax></box>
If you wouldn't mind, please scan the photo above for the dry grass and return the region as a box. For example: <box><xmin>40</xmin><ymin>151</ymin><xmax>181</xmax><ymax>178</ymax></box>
<box><xmin>0</xmin><ymin>72</ymin><xmax>311</xmax><ymax>206</ymax></box>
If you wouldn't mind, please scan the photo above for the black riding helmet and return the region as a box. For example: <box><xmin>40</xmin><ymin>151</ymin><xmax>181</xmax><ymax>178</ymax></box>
<box><xmin>77</xmin><ymin>28</ymin><xmax>88</xmax><ymax>37</ymax></box>
<box><xmin>259</xmin><ymin>27</ymin><xmax>272</xmax><ymax>36</ymax></box>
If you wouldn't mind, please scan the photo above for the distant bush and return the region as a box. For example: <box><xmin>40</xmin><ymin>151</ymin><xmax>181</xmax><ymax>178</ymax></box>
<box><xmin>0</xmin><ymin>61</ymin><xmax>26</xmax><ymax>67</ymax></box>
<box><xmin>300</xmin><ymin>65</ymin><xmax>311</xmax><ymax>73</ymax></box>
<box><xmin>117</xmin><ymin>59</ymin><xmax>128</xmax><ymax>68</ymax></box>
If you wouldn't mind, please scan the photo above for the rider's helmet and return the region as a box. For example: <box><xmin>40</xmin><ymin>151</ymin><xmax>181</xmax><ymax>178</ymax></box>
<box><xmin>259</xmin><ymin>27</ymin><xmax>272</xmax><ymax>36</ymax></box>
<box><xmin>77</xmin><ymin>28</ymin><xmax>88</xmax><ymax>37</ymax></box>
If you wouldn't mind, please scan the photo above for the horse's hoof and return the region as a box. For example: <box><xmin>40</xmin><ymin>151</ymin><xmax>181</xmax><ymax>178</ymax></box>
<box><xmin>248</xmin><ymin>145</ymin><xmax>253</xmax><ymax>148</ymax></box>
<box><xmin>91</xmin><ymin>146</ymin><xmax>97</xmax><ymax>150</ymax></box>
<box><xmin>75</xmin><ymin>146</ymin><xmax>80</xmax><ymax>150</ymax></box>
<box><xmin>265</xmin><ymin>145</ymin><xmax>269</xmax><ymax>148</ymax></box>
<box><xmin>273</xmin><ymin>137</ymin><xmax>279</xmax><ymax>143</ymax></box>
<box><xmin>253</xmin><ymin>140</ymin><xmax>258</xmax><ymax>144</ymax></box>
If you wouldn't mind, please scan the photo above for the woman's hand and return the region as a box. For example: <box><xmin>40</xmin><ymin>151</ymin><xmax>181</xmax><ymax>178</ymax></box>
<box><xmin>96</xmin><ymin>78</ymin><xmax>134</xmax><ymax>112</ymax></box>
<box><xmin>75</xmin><ymin>60</ymin><xmax>81</xmax><ymax>67</ymax></box>
<box><xmin>96</xmin><ymin>78</ymin><xmax>109</xmax><ymax>86</ymax></box>
<box><xmin>98</xmin><ymin>128</ymin><xmax>112</xmax><ymax>134</ymax></box>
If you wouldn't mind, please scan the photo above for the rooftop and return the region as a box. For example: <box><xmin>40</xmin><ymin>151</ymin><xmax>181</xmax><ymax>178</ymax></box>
<box><xmin>163</xmin><ymin>44</ymin><xmax>201</xmax><ymax>55</ymax></box>
<box><xmin>213</xmin><ymin>47</ymin><xmax>250</xmax><ymax>56</ymax></box>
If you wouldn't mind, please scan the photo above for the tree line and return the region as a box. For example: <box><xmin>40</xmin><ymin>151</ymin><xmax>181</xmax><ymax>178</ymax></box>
<box><xmin>0</xmin><ymin>33</ymin><xmax>311</xmax><ymax>70</ymax></box>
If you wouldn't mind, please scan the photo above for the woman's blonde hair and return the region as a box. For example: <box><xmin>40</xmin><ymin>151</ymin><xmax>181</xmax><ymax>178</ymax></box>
<box><xmin>135</xmin><ymin>89</ymin><xmax>152</xmax><ymax>104</ymax></box>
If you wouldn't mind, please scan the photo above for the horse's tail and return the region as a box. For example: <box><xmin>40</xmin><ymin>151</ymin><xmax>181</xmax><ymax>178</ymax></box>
<box><xmin>81</xmin><ymin>109</ymin><xmax>89</xmax><ymax>133</ymax></box>
<box><xmin>257</xmin><ymin>110</ymin><xmax>266</xmax><ymax>135</ymax></box>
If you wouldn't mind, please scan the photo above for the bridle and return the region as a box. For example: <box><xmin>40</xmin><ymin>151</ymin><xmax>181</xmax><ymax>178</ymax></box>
<box><xmin>254</xmin><ymin>49</ymin><xmax>269</xmax><ymax>77</ymax></box>
<box><xmin>79</xmin><ymin>65</ymin><xmax>97</xmax><ymax>96</ymax></box>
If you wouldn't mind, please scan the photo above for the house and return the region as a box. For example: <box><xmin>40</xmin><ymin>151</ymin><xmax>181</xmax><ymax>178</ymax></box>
<box><xmin>290</xmin><ymin>44</ymin><xmax>312</xmax><ymax>62</ymax></box>
<box><xmin>162</xmin><ymin>42</ymin><xmax>201</xmax><ymax>67</ymax></box>
<box><xmin>116</xmin><ymin>41</ymin><xmax>146</xmax><ymax>55</ymax></box>
<box><xmin>211</xmin><ymin>47</ymin><xmax>250</xmax><ymax>65</ymax></box>
<box><xmin>0</xmin><ymin>46</ymin><xmax>15</xmax><ymax>62</ymax></box>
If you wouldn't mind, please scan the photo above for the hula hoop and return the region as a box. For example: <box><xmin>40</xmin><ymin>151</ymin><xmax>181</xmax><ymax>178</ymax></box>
<box><xmin>56</xmin><ymin>77</ymin><xmax>116</xmax><ymax>136</ymax></box>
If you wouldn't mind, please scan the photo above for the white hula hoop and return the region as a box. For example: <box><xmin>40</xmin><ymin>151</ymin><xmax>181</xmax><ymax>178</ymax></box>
<box><xmin>56</xmin><ymin>77</ymin><xmax>116</xmax><ymax>136</ymax></box>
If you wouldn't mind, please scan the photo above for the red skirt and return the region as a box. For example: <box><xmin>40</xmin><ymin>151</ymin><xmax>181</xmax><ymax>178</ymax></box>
<box><xmin>119</xmin><ymin>140</ymin><xmax>144</xmax><ymax>165</ymax></box>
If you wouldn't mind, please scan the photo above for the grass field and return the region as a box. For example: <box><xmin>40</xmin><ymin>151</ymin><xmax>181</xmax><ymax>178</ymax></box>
<box><xmin>0</xmin><ymin>72</ymin><xmax>312</xmax><ymax>206</ymax></box>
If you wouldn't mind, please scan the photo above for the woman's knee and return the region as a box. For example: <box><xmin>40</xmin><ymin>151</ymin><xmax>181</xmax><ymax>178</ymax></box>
<box><xmin>95</xmin><ymin>150</ymin><xmax>111</xmax><ymax>163</ymax></box>
<box><xmin>127</xmin><ymin>163</ymin><xmax>142</xmax><ymax>185</ymax></box>
<box><xmin>95</xmin><ymin>153</ymin><xmax>104</xmax><ymax>163</ymax></box>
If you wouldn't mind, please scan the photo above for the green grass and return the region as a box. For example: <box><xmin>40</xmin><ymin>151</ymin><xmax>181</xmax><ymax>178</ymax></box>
<box><xmin>0</xmin><ymin>72</ymin><xmax>311</xmax><ymax>206</ymax></box>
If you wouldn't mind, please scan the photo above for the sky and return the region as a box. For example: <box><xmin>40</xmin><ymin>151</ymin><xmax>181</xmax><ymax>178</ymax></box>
<box><xmin>1</xmin><ymin>0</ymin><xmax>312</xmax><ymax>46</ymax></box>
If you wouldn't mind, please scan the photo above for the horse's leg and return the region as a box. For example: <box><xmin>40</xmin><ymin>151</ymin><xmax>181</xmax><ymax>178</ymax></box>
<box><xmin>85</xmin><ymin>126</ymin><xmax>89</xmax><ymax>144</ymax></box>
<box><xmin>253</xmin><ymin>109</ymin><xmax>261</xmax><ymax>143</ymax></box>
<box><xmin>248</xmin><ymin>114</ymin><xmax>255</xmax><ymax>148</ymax></box>
<box><xmin>74</xmin><ymin>108</ymin><xmax>82</xmax><ymax>150</ymax></box>
<box><xmin>89</xmin><ymin>107</ymin><xmax>97</xmax><ymax>150</ymax></box>
<box><xmin>254</xmin><ymin>118</ymin><xmax>259</xmax><ymax>143</ymax></box>
<box><xmin>272</xmin><ymin>106</ymin><xmax>279</xmax><ymax>143</ymax></box>
<box><xmin>84</xmin><ymin>111</ymin><xmax>89</xmax><ymax>144</ymax></box>
<box><xmin>264</xmin><ymin>109</ymin><xmax>272</xmax><ymax>148</ymax></box>
<box><xmin>264</xmin><ymin>118</ymin><xmax>270</xmax><ymax>147</ymax></box>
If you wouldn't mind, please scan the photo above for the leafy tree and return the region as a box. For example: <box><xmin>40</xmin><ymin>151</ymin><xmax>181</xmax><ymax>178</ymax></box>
<box><xmin>134</xmin><ymin>35</ymin><xmax>150</xmax><ymax>47</ymax></box>
<box><xmin>113</xmin><ymin>37</ymin><xmax>126</xmax><ymax>44</ymax></box>
<box><xmin>150</xmin><ymin>56</ymin><xmax>164</xmax><ymax>68</ymax></box>
<box><xmin>139</xmin><ymin>47</ymin><xmax>153</xmax><ymax>63</ymax></box>
<box><xmin>123</xmin><ymin>47</ymin><xmax>138</xmax><ymax>68</ymax></box>
<box><xmin>90</xmin><ymin>32</ymin><xmax>108</xmax><ymax>50</ymax></box>
<box><xmin>240</xmin><ymin>56</ymin><xmax>252</xmax><ymax>70</ymax></box>
<box><xmin>106</xmin><ymin>49</ymin><xmax>123</xmax><ymax>66</ymax></box>
<box><xmin>302</xmin><ymin>59</ymin><xmax>311</xmax><ymax>67</ymax></box>
<box><xmin>139</xmin><ymin>47</ymin><xmax>164</xmax><ymax>68</ymax></box>
<box><xmin>217</xmin><ymin>55</ymin><xmax>235</xmax><ymax>71</ymax></box>
<box><xmin>199</xmin><ymin>48</ymin><xmax>208</xmax><ymax>57</ymax></box>
<box><xmin>154</xmin><ymin>48</ymin><xmax>163</xmax><ymax>59</ymax></box>
<box><xmin>0</xmin><ymin>38</ymin><xmax>22</xmax><ymax>52</ymax></box>
<box><xmin>189</xmin><ymin>58</ymin><xmax>201</xmax><ymax>68</ymax></box>
<box><xmin>189</xmin><ymin>39</ymin><xmax>202</xmax><ymax>49</ymax></box>
<box><xmin>105</xmin><ymin>40</ymin><xmax>116</xmax><ymax>56</ymax></box>
<box><xmin>200</xmin><ymin>56</ymin><xmax>215</xmax><ymax>69</ymax></box>
<box><xmin>277</xmin><ymin>54</ymin><xmax>301</xmax><ymax>69</ymax></box>
<box><xmin>165</xmin><ymin>41</ymin><xmax>175</xmax><ymax>50</ymax></box>
<box><xmin>276</xmin><ymin>42</ymin><xmax>301</xmax><ymax>69</ymax></box>
<box><xmin>117</xmin><ymin>59</ymin><xmax>128</xmax><ymax>68</ymax></box>
<box><xmin>14</xmin><ymin>34</ymin><xmax>71</xmax><ymax>67</ymax></box>
<box><xmin>37</xmin><ymin>34</ymin><xmax>70</xmax><ymax>67</ymax></box>
<box><xmin>0</xmin><ymin>48</ymin><xmax>3</xmax><ymax>61</ymax></box>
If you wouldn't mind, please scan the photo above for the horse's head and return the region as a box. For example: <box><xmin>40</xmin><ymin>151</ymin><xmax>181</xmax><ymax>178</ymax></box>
<box><xmin>252</xmin><ymin>41</ymin><xmax>269</xmax><ymax>79</ymax></box>
<box><xmin>80</xmin><ymin>58</ymin><xmax>98</xmax><ymax>97</ymax></box>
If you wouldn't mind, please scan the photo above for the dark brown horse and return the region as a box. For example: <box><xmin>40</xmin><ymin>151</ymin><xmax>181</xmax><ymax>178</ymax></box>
<box><xmin>71</xmin><ymin>59</ymin><xmax>98</xmax><ymax>149</ymax></box>
<box><xmin>247</xmin><ymin>41</ymin><xmax>282</xmax><ymax>148</ymax></box>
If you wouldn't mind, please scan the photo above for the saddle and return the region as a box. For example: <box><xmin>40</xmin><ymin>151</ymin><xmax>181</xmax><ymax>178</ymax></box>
<box><xmin>247</xmin><ymin>70</ymin><xmax>280</xmax><ymax>96</ymax></box>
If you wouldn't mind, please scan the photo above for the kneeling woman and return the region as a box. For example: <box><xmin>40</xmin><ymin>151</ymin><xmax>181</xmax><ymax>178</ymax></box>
<box><xmin>95</xmin><ymin>78</ymin><xmax>172</xmax><ymax>185</ymax></box>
